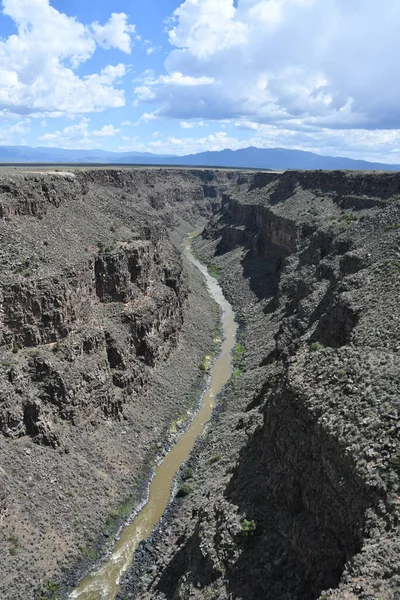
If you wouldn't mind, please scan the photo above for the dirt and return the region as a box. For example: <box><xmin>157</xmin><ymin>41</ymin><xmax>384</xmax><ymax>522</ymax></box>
<box><xmin>2</xmin><ymin>168</ymin><xmax>400</xmax><ymax>600</ymax></box>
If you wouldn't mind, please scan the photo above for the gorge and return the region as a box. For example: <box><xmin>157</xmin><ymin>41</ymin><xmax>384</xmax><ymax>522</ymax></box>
<box><xmin>0</xmin><ymin>168</ymin><xmax>399</xmax><ymax>600</ymax></box>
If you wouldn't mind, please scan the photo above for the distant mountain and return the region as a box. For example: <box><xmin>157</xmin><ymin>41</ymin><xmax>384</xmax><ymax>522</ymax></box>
<box><xmin>0</xmin><ymin>144</ymin><xmax>399</xmax><ymax>171</ymax></box>
<box><xmin>176</xmin><ymin>147</ymin><xmax>400</xmax><ymax>171</ymax></box>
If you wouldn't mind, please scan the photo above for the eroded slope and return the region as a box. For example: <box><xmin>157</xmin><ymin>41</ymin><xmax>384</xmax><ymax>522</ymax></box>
<box><xmin>0</xmin><ymin>168</ymin><xmax>236</xmax><ymax>599</ymax></box>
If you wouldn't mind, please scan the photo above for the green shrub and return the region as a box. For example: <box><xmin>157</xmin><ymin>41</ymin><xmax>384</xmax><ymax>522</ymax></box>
<box><xmin>181</xmin><ymin>466</ymin><xmax>194</xmax><ymax>481</ymax></box>
<box><xmin>240</xmin><ymin>519</ymin><xmax>256</xmax><ymax>537</ymax></box>
<box><xmin>234</xmin><ymin>342</ymin><xmax>245</xmax><ymax>363</ymax></box>
<box><xmin>12</xmin><ymin>342</ymin><xmax>21</xmax><ymax>354</ymax></box>
<box><xmin>309</xmin><ymin>342</ymin><xmax>324</xmax><ymax>353</ymax></box>
<box><xmin>176</xmin><ymin>482</ymin><xmax>194</xmax><ymax>497</ymax></box>
<box><xmin>208</xmin><ymin>263</ymin><xmax>221</xmax><ymax>279</ymax></box>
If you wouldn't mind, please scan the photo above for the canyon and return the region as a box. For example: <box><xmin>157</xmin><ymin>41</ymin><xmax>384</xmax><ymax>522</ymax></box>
<box><xmin>0</xmin><ymin>168</ymin><xmax>399</xmax><ymax>600</ymax></box>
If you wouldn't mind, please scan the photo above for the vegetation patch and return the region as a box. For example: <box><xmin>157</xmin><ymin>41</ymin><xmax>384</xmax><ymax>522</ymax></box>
<box><xmin>240</xmin><ymin>518</ymin><xmax>257</xmax><ymax>537</ymax></box>
<box><xmin>308</xmin><ymin>341</ymin><xmax>324</xmax><ymax>353</ymax></box>
<box><xmin>209</xmin><ymin>453</ymin><xmax>222</xmax><ymax>465</ymax></box>
<box><xmin>176</xmin><ymin>482</ymin><xmax>194</xmax><ymax>497</ymax></box>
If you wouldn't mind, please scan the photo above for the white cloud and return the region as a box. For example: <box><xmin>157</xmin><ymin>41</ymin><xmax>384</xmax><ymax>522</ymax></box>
<box><xmin>140</xmin><ymin>112</ymin><xmax>157</xmax><ymax>123</ymax></box>
<box><xmin>169</xmin><ymin>0</ymin><xmax>247</xmax><ymax>59</ymax></box>
<box><xmin>0</xmin><ymin>0</ymin><xmax>134</xmax><ymax>117</ymax></box>
<box><xmin>180</xmin><ymin>121</ymin><xmax>205</xmax><ymax>129</ymax></box>
<box><xmin>147</xmin><ymin>131</ymin><xmax>246</xmax><ymax>155</ymax></box>
<box><xmin>0</xmin><ymin>118</ymin><xmax>30</xmax><ymax>143</ymax></box>
<box><xmin>91</xmin><ymin>12</ymin><xmax>136</xmax><ymax>54</ymax></box>
<box><xmin>92</xmin><ymin>125</ymin><xmax>121</xmax><ymax>137</ymax></box>
<box><xmin>157</xmin><ymin>72</ymin><xmax>214</xmax><ymax>86</ymax></box>
<box><xmin>39</xmin><ymin>119</ymin><xmax>120</xmax><ymax>148</ymax></box>
<box><xmin>134</xmin><ymin>86</ymin><xmax>156</xmax><ymax>102</ymax></box>
<box><xmin>138</xmin><ymin>0</ymin><xmax>400</xmax><ymax>131</ymax></box>
<box><xmin>39</xmin><ymin>119</ymin><xmax>92</xmax><ymax>148</ymax></box>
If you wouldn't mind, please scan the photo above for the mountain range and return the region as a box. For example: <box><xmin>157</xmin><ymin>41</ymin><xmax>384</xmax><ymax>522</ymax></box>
<box><xmin>0</xmin><ymin>145</ymin><xmax>399</xmax><ymax>171</ymax></box>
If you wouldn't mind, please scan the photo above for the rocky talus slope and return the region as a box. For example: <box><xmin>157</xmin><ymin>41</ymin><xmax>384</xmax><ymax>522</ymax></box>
<box><xmin>0</xmin><ymin>168</ymin><xmax>236</xmax><ymax>599</ymax></box>
<box><xmin>121</xmin><ymin>171</ymin><xmax>400</xmax><ymax>600</ymax></box>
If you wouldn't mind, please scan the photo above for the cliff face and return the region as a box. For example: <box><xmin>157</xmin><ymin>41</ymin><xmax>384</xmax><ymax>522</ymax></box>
<box><xmin>0</xmin><ymin>169</ymin><xmax>236</xmax><ymax>447</ymax></box>
<box><xmin>0</xmin><ymin>168</ymin><xmax>236</xmax><ymax>599</ymax></box>
<box><xmin>126</xmin><ymin>171</ymin><xmax>400</xmax><ymax>600</ymax></box>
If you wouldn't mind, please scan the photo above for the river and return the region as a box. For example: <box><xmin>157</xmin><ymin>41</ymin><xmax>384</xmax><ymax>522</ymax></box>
<box><xmin>69</xmin><ymin>234</ymin><xmax>238</xmax><ymax>600</ymax></box>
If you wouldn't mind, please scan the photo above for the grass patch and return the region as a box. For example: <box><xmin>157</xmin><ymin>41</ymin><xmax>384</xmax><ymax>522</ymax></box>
<box><xmin>385</xmin><ymin>224</ymin><xmax>400</xmax><ymax>230</ymax></box>
<box><xmin>209</xmin><ymin>453</ymin><xmax>221</xmax><ymax>465</ymax></box>
<box><xmin>104</xmin><ymin>497</ymin><xmax>135</xmax><ymax>530</ymax></box>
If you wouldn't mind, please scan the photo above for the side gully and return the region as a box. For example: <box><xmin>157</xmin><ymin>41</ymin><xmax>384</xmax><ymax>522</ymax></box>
<box><xmin>67</xmin><ymin>234</ymin><xmax>238</xmax><ymax>600</ymax></box>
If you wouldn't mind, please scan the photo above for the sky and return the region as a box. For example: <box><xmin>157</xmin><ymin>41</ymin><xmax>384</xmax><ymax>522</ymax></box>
<box><xmin>1</xmin><ymin>0</ymin><xmax>400</xmax><ymax>161</ymax></box>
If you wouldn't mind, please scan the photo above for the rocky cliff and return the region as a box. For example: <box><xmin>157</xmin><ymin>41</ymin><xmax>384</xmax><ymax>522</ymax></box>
<box><xmin>0</xmin><ymin>168</ymin><xmax>235</xmax><ymax>599</ymax></box>
<box><xmin>122</xmin><ymin>170</ymin><xmax>400</xmax><ymax>600</ymax></box>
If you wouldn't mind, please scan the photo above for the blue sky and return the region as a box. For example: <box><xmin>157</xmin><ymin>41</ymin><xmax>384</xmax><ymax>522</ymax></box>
<box><xmin>1</xmin><ymin>0</ymin><xmax>400</xmax><ymax>161</ymax></box>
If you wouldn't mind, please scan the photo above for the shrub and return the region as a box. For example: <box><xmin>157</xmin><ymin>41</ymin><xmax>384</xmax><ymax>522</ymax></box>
<box><xmin>309</xmin><ymin>342</ymin><xmax>324</xmax><ymax>353</ymax></box>
<box><xmin>240</xmin><ymin>519</ymin><xmax>256</xmax><ymax>537</ymax></box>
<box><xmin>234</xmin><ymin>342</ymin><xmax>245</xmax><ymax>363</ymax></box>
<box><xmin>176</xmin><ymin>482</ymin><xmax>194</xmax><ymax>497</ymax></box>
<box><xmin>12</xmin><ymin>342</ymin><xmax>21</xmax><ymax>354</ymax></box>
<box><xmin>181</xmin><ymin>466</ymin><xmax>194</xmax><ymax>481</ymax></box>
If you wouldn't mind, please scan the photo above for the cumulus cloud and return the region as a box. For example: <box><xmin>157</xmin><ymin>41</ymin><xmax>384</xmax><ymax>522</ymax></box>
<box><xmin>39</xmin><ymin>119</ymin><xmax>120</xmax><ymax>148</ymax></box>
<box><xmin>0</xmin><ymin>118</ymin><xmax>30</xmax><ymax>144</ymax></box>
<box><xmin>92</xmin><ymin>12</ymin><xmax>136</xmax><ymax>54</ymax></box>
<box><xmin>92</xmin><ymin>125</ymin><xmax>121</xmax><ymax>137</ymax></box>
<box><xmin>147</xmin><ymin>131</ymin><xmax>246</xmax><ymax>155</ymax></box>
<box><xmin>0</xmin><ymin>0</ymin><xmax>135</xmax><ymax>116</ymax></box>
<box><xmin>136</xmin><ymin>0</ymin><xmax>400</xmax><ymax>130</ymax></box>
<box><xmin>39</xmin><ymin>119</ymin><xmax>92</xmax><ymax>148</ymax></box>
<box><xmin>180</xmin><ymin>121</ymin><xmax>205</xmax><ymax>129</ymax></box>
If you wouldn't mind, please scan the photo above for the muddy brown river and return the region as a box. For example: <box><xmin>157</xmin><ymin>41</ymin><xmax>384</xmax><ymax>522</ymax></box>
<box><xmin>69</xmin><ymin>235</ymin><xmax>238</xmax><ymax>600</ymax></box>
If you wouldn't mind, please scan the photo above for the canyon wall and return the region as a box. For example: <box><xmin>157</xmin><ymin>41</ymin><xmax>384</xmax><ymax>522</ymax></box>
<box><xmin>0</xmin><ymin>168</ymin><xmax>235</xmax><ymax>599</ymax></box>
<box><xmin>125</xmin><ymin>170</ymin><xmax>400</xmax><ymax>600</ymax></box>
